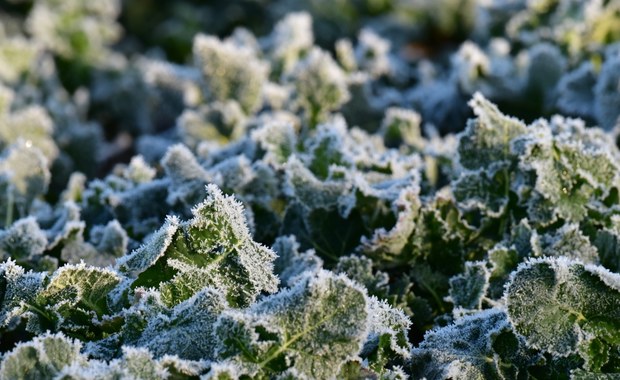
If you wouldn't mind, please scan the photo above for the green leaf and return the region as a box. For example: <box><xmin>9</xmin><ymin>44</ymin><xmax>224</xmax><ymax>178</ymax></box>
<box><xmin>506</xmin><ymin>258</ymin><xmax>620</xmax><ymax>370</ymax></box>
<box><xmin>539</xmin><ymin>224</ymin><xmax>599</xmax><ymax>263</ymax></box>
<box><xmin>32</xmin><ymin>263</ymin><xmax>121</xmax><ymax>333</ymax></box>
<box><xmin>0</xmin><ymin>333</ymin><xmax>85</xmax><ymax>380</ymax></box>
<box><xmin>447</xmin><ymin>261</ymin><xmax>489</xmax><ymax>311</ymax></box>
<box><xmin>193</xmin><ymin>34</ymin><xmax>268</xmax><ymax>113</ymax></box>
<box><xmin>410</xmin><ymin>309</ymin><xmax>535</xmax><ymax>380</ymax></box>
<box><xmin>457</xmin><ymin>92</ymin><xmax>527</xmax><ymax>171</ymax></box>
<box><xmin>272</xmin><ymin>235</ymin><xmax>323</xmax><ymax>287</ymax></box>
<box><xmin>132</xmin><ymin>287</ymin><xmax>227</xmax><ymax>360</ymax></box>
<box><xmin>0</xmin><ymin>260</ymin><xmax>44</xmax><ymax>328</ymax></box>
<box><xmin>363</xmin><ymin>297</ymin><xmax>412</xmax><ymax>373</ymax></box>
<box><xmin>216</xmin><ymin>270</ymin><xmax>368</xmax><ymax>378</ymax></box>
<box><xmin>130</xmin><ymin>185</ymin><xmax>278</xmax><ymax>307</ymax></box>
<box><xmin>0</xmin><ymin>141</ymin><xmax>51</xmax><ymax>224</ymax></box>
<box><xmin>291</xmin><ymin>47</ymin><xmax>350</xmax><ymax>126</ymax></box>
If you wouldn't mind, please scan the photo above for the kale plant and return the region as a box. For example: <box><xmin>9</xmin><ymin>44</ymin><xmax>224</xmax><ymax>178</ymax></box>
<box><xmin>0</xmin><ymin>0</ymin><xmax>620</xmax><ymax>379</ymax></box>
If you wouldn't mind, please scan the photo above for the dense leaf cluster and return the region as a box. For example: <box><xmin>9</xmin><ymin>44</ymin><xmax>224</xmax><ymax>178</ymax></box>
<box><xmin>1</xmin><ymin>0</ymin><xmax>620</xmax><ymax>379</ymax></box>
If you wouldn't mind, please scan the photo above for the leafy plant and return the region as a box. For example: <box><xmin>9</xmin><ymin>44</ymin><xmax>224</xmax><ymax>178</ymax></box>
<box><xmin>0</xmin><ymin>1</ymin><xmax>620</xmax><ymax>378</ymax></box>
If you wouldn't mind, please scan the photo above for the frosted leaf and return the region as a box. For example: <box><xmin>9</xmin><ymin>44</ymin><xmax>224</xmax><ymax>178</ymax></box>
<box><xmin>335</xmin><ymin>39</ymin><xmax>357</xmax><ymax>72</ymax></box>
<box><xmin>193</xmin><ymin>34</ymin><xmax>268</xmax><ymax>113</ymax></box>
<box><xmin>0</xmin><ymin>217</ymin><xmax>47</xmax><ymax>262</ymax></box>
<box><xmin>91</xmin><ymin>220</ymin><xmax>128</xmax><ymax>259</ymax></box>
<box><xmin>410</xmin><ymin>309</ymin><xmax>533</xmax><ymax>380</ymax></box>
<box><xmin>59</xmin><ymin>220</ymin><xmax>128</xmax><ymax>267</ymax></box>
<box><xmin>363</xmin><ymin>297</ymin><xmax>412</xmax><ymax>364</ymax></box>
<box><xmin>116</xmin><ymin>216</ymin><xmax>180</xmax><ymax>276</ymax></box>
<box><xmin>453</xmin><ymin>41</ymin><xmax>491</xmax><ymax>95</ymax></box>
<box><xmin>594</xmin><ymin>228</ymin><xmax>620</xmax><ymax>272</ymax></box>
<box><xmin>360</xmin><ymin>185</ymin><xmax>420</xmax><ymax>264</ymax></box>
<box><xmin>266</xmin><ymin>12</ymin><xmax>314</xmax><ymax>75</ymax></box>
<box><xmin>250</xmin><ymin>121</ymin><xmax>297</xmax><ymax>166</ymax></box>
<box><xmin>487</xmin><ymin>246</ymin><xmax>520</xmax><ymax>299</ymax></box>
<box><xmin>506</xmin><ymin>258</ymin><xmax>620</xmax><ymax>367</ymax></box>
<box><xmin>0</xmin><ymin>104</ymin><xmax>57</xmax><ymax>161</ymax></box>
<box><xmin>216</xmin><ymin>270</ymin><xmax>368</xmax><ymax>379</ymax></box>
<box><xmin>161</xmin><ymin>144</ymin><xmax>211</xmax><ymax>208</ymax></box>
<box><xmin>177</xmin><ymin>101</ymin><xmax>247</xmax><ymax>147</ymax></box>
<box><xmin>380</xmin><ymin>107</ymin><xmax>423</xmax><ymax>149</ymax></box>
<box><xmin>0</xmin><ymin>86</ymin><xmax>12</xmax><ymax>115</ymax></box>
<box><xmin>524</xmin><ymin>43</ymin><xmax>566</xmax><ymax>105</ymax></box>
<box><xmin>0</xmin><ymin>260</ymin><xmax>44</xmax><ymax>328</ymax></box>
<box><xmin>55</xmin><ymin>347</ymin><xmax>207</xmax><ymax>379</ymax></box>
<box><xmin>60</xmin><ymin>173</ymin><xmax>87</xmax><ymax>203</ymax></box>
<box><xmin>32</xmin><ymin>263</ymin><xmax>121</xmax><ymax>332</ymax></box>
<box><xmin>0</xmin><ymin>333</ymin><xmax>85</xmax><ymax>380</ymax></box>
<box><xmin>283</xmin><ymin>156</ymin><xmax>345</xmax><ymax>210</ymax></box>
<box><xmin>122</xmin><ymin>156</ymin><xmax>156</xmax><ymax>184</ymax></box>
<box><xmin>355</xmin><ymin>28</ymin><xmax>391</xmax><ymax>77</ymax></box>
<box><xmin>557</xmin><ymin>62</ymin><xmax>597</xmax><ymax>120</ymax></box>
<box><xmin>457</xmin><ymin>92</ymin><xmax>527</xmax><ymax>171</ymax></box>
<box><xmin>108</xmin><ymin>347</ymin><xmax>168</xmax><ymax>379</ymax></box>
<box><xmin>112</xmin><ymin>179</ymin><xmax>171</xmax><ymax>238</ymax></box>
<box><xmin>304</xmin><ymin>122</ymin><xmax>352</xmax><ymax>179</ymax></box>
<box><xmin>130</xmin><ymin>185</ymin><xmax>278</xmax><ymax>307</ymax></box>
<box><xmin>26</xmin><ymin>0</ymin><xmax>122</xmax><ymax>63</ymax></box>
<box><xmin>208</xmin><ymin>155</ymin><xmax>256</xmax><ymax>194</ymax></box>
<box><xmin>452</xmin><ymin>169</ymin><xmax>509</xmax><ymax>217</ymax></box>
<box><xmin>133</xmin><ymin>287</ymin><xmax>227</xmax><ymax>360</ymax></box>
<box><xmin>272</xmin><ymin>235</ymin><xmax>323</xmax><ymax>287</ymax></box>
<box><xmin>594</xmin><ymin>55</ymin><xmax>620</xmax><ymax>130</ymax></box>
<box><xmin>539</xmin><ymin>224</ymin><xmax>599</xmax><ymax>264</ymax></box>
<box><xmin>0</xmin><ymin>141</ymin><xmax>51</xmax><ymax>222</ymax></box>
<box><xmin>336</xmin><ymin>255</ymin><xmax>389</xmax><ymax>298</ymax></box>
<box><xmin>226</xmin><ymin>27</ymin><xmax>260</xmax><ymax>52</ymax></box>
<box><xmin>290</xmin><ymin>47</ymin><xmax>350</xmax><ymax>125</ymax></box>
<box><xmin>0</xmin><ymin>35</ymin><xmax>39</xmax><ymax>83</ymax></box>
<box><xmin>516</xmin><ymin>119</ymin><xmax>619</xmax><ymax>222</ymax></box>
<box><xmin>202</xmin><ymin>361</ymin><xmax>243</xmax><ymax>379</ymax></box>
<box><xmin>50</xmin><ymin>221</ymin><xmax>92</xmax><ymax>264</ymax></box>
<box><xmin>447</xmin><ymin>261</ymin><xmax>489</xmax><ymax>311</ymax></box>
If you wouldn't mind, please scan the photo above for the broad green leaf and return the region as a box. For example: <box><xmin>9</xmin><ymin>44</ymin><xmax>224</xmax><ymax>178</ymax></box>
<box><xmin>32</xmin><ymin>263</ymin><xmax>121</xmax><ymax>333</ymax></box>
<box><xmin>410</xmin><ymin>309</ymin><xmax>535</xmax><ymax>380</ymax></box>
<box><xmin>130</xmin><ymin>185</ymin><xmax>278</xmax><ymax>307</ymax></box>
<box><xmin>457</xmin><ymin>92</ymin><xmax>527</xmax><ymax>171</ymax></box>
<box><xmin>216</xmin><ymin>270</ymin><xmax>368</xmax><ymax>378</ymax></box>
<box><xmin>447</xmin><ymin>261</ymin><xmax>489</xmax><ymax>311</ymax></box>
<box><xmin>0</xmin><ymin>141</ymin><xmax>51</xmax><ymax>224</ymax></box>
<box><xmin>0</xmin><ymin>260</ymin><xmax>44</xmax><ymax>328</ymax></box>
<box><xmin>506</xmin><ymin>258</ymin><xmax>620</xmax><ymax>370</ymax></box>
<box><xmin>362</xmin><ymin>297</ymin><xmax>412</xmax><ymax>374</ymax></box>
<box><xmin>272</xmin><ymin>235</ymin><xmax>323</xmax><ymax>287</ymax></box>
<box><xmin>0</xmin><ymin>333</ymin><xmax>85</xmax><ymax>380</ymax></box>
<box><xmin>132</xmin><ymin>287</ymin><xmax>227</xmax><ymax>360</ymax></box>
<box><xmin>290</xmin><ymin>47</ymin><xmax>350</xmax><ymax>126</ymax></box>
<box><xmin>193</xmin><ymin>34</ymin><xmax>268</xmax><ymax>113</ymax></box>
